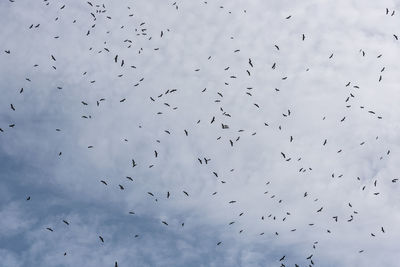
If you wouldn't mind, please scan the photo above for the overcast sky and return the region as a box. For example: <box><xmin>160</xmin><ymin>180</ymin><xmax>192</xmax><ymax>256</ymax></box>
<box><xmin>1</xmin><ymin>0</ymin><xmax>400</xmax><ymax>266</ymax></box>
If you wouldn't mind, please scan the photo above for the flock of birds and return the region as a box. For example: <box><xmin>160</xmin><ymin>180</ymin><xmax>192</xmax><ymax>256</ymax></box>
<box><xmin>2</xmin><ymin>0</ymin><xmax>399</xmax><ymax>266</ymax></box>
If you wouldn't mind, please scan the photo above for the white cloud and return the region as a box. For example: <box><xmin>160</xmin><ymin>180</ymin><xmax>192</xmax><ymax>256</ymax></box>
<box><xmin>1</xmin><ymin>0</ymin><xmax>400</xmax><ymax>266</ymax></box>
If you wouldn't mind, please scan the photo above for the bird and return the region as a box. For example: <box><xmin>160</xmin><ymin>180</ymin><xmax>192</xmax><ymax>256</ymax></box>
<box><xmin>99</xmin><ymin>236</ymin><xmax>104</xmax><ymax>242</ymax></box>
<box><xmin>248</xmin><ymin>58</ymin><xmax>253</xmax><ymax>67</ymax></box>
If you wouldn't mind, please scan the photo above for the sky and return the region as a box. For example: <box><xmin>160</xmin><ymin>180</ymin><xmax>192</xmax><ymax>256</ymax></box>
<box><xmin>1</xmin><ymin>0</ymin><xmax>400</xmax><ymax>266</ymax></box>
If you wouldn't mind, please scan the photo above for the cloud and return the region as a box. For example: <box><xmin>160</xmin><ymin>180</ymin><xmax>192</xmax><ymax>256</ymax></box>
<box><xmin>1</xmin><ymin>0</ymin><xmax>400</xmax><ymax>266</ymax></box>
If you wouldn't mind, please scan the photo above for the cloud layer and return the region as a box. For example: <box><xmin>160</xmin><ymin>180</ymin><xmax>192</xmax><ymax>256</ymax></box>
<box><xmin>1</xmin><ymin>0</ymin><xmax>400</xmax><ymax>266</ymax></box>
